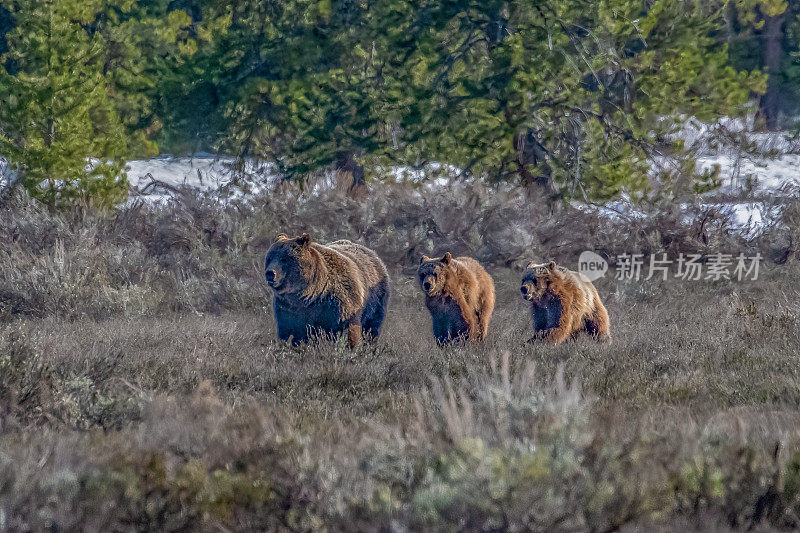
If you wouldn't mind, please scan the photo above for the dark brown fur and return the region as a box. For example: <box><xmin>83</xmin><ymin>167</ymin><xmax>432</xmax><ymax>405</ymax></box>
<box><xmin>265</xmin><ymin>234</ymin><xmax>389</xmax><ymax>347</ymax></box>
<box><xmin>521</xmin><ymin>261</ymin><xmax>610</xmax><ymax>344</ymax></box>
<box><xmin>418</xmin><ymin>252</ymin><xmax>495</xmax><ymax>344</ymax></box>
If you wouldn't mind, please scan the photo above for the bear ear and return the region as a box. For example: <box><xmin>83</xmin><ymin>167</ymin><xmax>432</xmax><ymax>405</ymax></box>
<box><xmin>297</xmin><ymin>233</ymin><xmax>311</xmax><ymax>247</ymax></box>
<box><xmin>420</xmin><ymin>254</ymin><xmax>429</xmax><ymax>264</ymax></box>
<box><xmin>547</xmin><ymin>261</ymin><xmax>557</xmax><ymax>271</ymax></box>
<box><xmin>441</xmin><ymin>252</ymin><xmax>452</xmax><ymax>264</ymax></box>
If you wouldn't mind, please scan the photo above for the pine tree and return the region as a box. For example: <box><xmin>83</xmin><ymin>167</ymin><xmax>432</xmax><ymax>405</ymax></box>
<box><xmin>375</xmin><ymin>0</ymin><xmax>765</xmax><ymax>201</ymax></box>
<box><xmin>0</xmin><ymin>0</ymin><xmax>128</xmax><ymax>208</ymax></box>
<box><xmin>92</xmin><ymin>0</ymin><xmax>207</xmax><ymax>157</ymax></box>
<box><xmin>0</xmin><ymin>4</ymin><xmax>11</xmax><ymax>58</ymax></box>
<box><xmin>134</xmin><ymin>0</ymin><xmax>231</xmax><ymax>155</ymax></box>
<box><xmin>724</xmin><ymin>0</ymin><xmax>796</xmax><ymax>130</ymax></box>
<box><xmin>204</xmin><ymin>0</ymin><xmax>765</xmax><ymax>202</ymax></box>
<box><xmin>185</xmin><ymin>0</ymin><xmax>379</xmax><ymax>194</ymax></box>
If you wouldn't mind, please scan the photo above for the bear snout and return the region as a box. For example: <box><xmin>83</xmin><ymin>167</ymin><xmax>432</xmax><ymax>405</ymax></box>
<box><xmin>265</xmin><ymin>268</ymin><xmax>283</xmax><ymax>288</ymax></box>
<box><xmin>521</xmin><ymin>282</ymin><xmax>536</xmax><ymax>300</ymax></box>
<box><xmin>421</xmin><ymin>275</ymin><xmax>436</xmax><ymax>293</ymax></box>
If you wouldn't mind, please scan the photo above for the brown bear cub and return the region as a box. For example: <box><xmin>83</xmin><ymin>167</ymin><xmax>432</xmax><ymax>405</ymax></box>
<box><xmin>264</xmin><ymin>233</ymin><xmax>389</xmax><ymax>348</ymax></box>
<box><xmin>417</xmin><ymin>252</ymin><xmax>495</xmax><ymax>345</ymax></box>
<box><xmin>520</xmin><ymin>261</ymin><xmax>610</xmax><ymax>345</ymax></box>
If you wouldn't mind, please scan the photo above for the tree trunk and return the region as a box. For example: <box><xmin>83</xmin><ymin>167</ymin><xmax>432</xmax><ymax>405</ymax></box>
<box><xmin>760</xmin><ymin>14</ymin><xmax>784</xmax><ymax>131</ymax></box>
<box><xmin>335</xmin><ymin>150</ymin><xmax>367</xmax><ymax>200</ymax></box>
<box><xmin>514</xmin><ymin>131</ymin><xmax>557</xmax><ymax>205</ymax></box>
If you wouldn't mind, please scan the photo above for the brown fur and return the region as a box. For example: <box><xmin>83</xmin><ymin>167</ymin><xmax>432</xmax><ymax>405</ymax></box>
<box><xmin>276</xmin><ymin>234</ymin><xmax>387</xmax><ymax>322</ymax></box>
<box><xmin>419</xmin><ymin>252</ymin><xmax>495</xmax><ymax>341</ymax></box>
<box><xmin>269</xmin><ymin>234</ymin><xmax>389</xmax><ymax>348</ymax></box>
<box><xmin>521</xmin><ymin>260</ymin><xmax>611</xmax><ymax>344</ymax></box>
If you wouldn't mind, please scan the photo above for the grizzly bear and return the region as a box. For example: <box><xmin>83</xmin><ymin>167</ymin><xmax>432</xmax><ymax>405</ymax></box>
<box><xmin>520</xmin><ymin>261</ymin><xmax>610</xmax><ymax>344</ymax></box>
<box><xmin>417</xmin><ymin>252</ymin><xmax>495</xmax><ymax>345</ymax></box>
<box><xmin>264</xmin><ymin>233</ymin><xmax>389</xmax><ymax>347</ymax></box>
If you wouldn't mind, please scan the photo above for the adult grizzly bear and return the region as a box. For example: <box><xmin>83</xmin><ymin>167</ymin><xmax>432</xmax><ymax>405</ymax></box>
<box><xmin>264</xmin><ymin>233</ymin><xmax>389</xmax><ymax>347</ymax></box>
<box><xmin>520</xmin><ymin>261</ymin><xmax>610</xmax><ymax>344</ymax></box>
<box><xmin>417</xmin><ymin>252</ymin><xmax>495</xmax><ymax>345</ymax></box>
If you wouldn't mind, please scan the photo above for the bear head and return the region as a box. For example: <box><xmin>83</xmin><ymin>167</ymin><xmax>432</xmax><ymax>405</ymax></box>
<box><xmin>418</xmin><ymin>252</ymin><xmax>454</xmax><ymax>296</ymax></box>
<box><xmin>520</xmin><ymin>261</ymin><xmax>562</xmax><ymax>301</ymax></box>
<box><xmin>264</xmin><ymin>233</ymin><xmax>315</xmax><ymax>295</ymax></box>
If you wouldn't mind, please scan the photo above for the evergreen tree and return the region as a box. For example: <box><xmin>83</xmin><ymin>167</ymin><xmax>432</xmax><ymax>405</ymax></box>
<box><xmin>0</xmin><ymin>0</ymin><xmax>784</xmax><ymax>205</ymax></box>
<box><xmin>724</xmin><ymin>0</ymin><xmax>798</xmax><ymax>130</ymax></box>
<box><xmin>209</xmin><ymin>0</ymin><xmax>766</xmax><ymax>202</ymax></box>
<box><xmin>167</xmin><ymin>0</ymin><xmax>378</xmax><ymax>194</ymax></box>
<box><xmin>91</xmin><ymin>0</ymin><xmax>198</xmax><ymax>157</ymax></box>
<box><xmin>377</xmin><ymin>0</ymin><xmax>765</xmax><ymax>201</ymax></box>
<box><xmin>142</xmin><ymin>0</ymin><xmax>232</xmax><ymax>155</ymax></box>
<box><xmin>0</xmin><ymin>0</ymin><xmax>129</xmax><ymax>208</ymax></box>
<box><xmin>0</xmin><ymin>4</ymin><xmax>11</xmax><ymax>59</ymax></box>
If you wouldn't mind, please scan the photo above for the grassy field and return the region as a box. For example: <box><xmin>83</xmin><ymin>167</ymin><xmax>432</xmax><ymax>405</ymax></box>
<box><xmin>2</xmin><ymin>189</ymin><xmax>800</xmax><ymax>530</ymax></box>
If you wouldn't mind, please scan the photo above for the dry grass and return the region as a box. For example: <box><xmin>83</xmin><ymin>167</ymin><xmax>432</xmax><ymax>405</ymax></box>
<box><xmin>1</xmin><ymin>187</ymin><xmax>800</xmax><ymax>530</ymax></box>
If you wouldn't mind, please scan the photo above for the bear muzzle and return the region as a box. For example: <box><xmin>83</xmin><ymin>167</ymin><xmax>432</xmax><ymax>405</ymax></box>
<box><xmin>265</xmin><ymin>268</ymin><xmax>284</xmax><ymax>289</ymax></box>
<box><xmin>521</xmin><ymin>282</ymin><xmax>538</xmax><ymax>301</ymax></box>
<box><xmin>421</xmin><ymin>275</ymin><xmax>437</xmax><ymax>294</ymax></box>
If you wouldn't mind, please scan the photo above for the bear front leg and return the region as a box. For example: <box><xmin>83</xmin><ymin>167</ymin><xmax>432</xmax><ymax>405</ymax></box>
<box><xmin>476</xmin><ymin>293</ymin><xmax>494</xmax><ymax>341</ymax></box>
<box><xmin>545</xmin><ymin>316</ymin><xmax>574</xmax><ymax>345</ymax></box>
<box><xmin>347</xmin><ymin>323</ymin><xmax>363</xmax><ymax>349</ymax></box>
<box><xmin>456</xmin><ymin>295</ymin><xmax>481</xmax><ymax>341</ymax></box>
<box><xmin>274</xmin><ymin>304</ymin><xmax>308</xmax><ymax>345</ymax></box>
<box><xmin>591</xmin><ymin>304</ymin><xmax>611</xmax><ymax>341</ymax></box>
<box><xmin>527</xmin><ymin>327</ymin><xmax>553</xmax><ymax>344</ymax></box>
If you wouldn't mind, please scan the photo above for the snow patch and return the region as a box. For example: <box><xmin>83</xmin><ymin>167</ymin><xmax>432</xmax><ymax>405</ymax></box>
<box><xmin>125</xmin><ymin>154</ymin><xmax>278</xmax><ymax>202</ymax></box>
<box><xmin>696</xmin><ymin>154</ymin><xmax>800</xmax><ymax>196</ymax></box>
<box><xmin>3</xmin><ymin>116</ymin><xmax>797</xmax><ymax>237</ymax></box>
<box><xmin>0</xmin><ymin>158</ymin><xmax>18</xmax><ymax>188</ymax></box>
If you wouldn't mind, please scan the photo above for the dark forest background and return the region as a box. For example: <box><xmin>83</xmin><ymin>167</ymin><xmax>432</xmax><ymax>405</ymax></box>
<box><xmin>0</xmin><ymin>0</ymin><xmax>798</xmax><ymax>207</ymax></box>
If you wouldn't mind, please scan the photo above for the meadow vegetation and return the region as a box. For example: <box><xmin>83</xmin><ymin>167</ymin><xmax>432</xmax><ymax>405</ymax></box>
<box><xmin>1</xmin><ymin>184</ymin><xmax>800</xmax><ymax>530</ymax></box>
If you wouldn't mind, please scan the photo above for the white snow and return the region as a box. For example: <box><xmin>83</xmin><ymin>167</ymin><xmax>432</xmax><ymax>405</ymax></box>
<box><xmin>122</xmin><ymin>119</ymin><xmax>800</xmax><ymax>204</ymax></box>
<box><xmin>703</xmin><ymin>202</ymin><xmax>784</xmax><ymax>238</ymax></box>
<box><xmin>669</xmin><ymin>116</ymin><xmax>800</xmax><ymax>197</ymax></box>
<box><xmin>121</xmin><ymin>140</ymin><xmax>796</xmax><ymax>236</ymax></box>
<box><xmin>2</xmin><ymin>116</ymin><xmax>799</xmax><ymax>237</ymax></box>
<box><xmin>0</xmin><ymin>158</ymin><xmax>17</xmax><ymax>188</ymax></box>
<box><xmin>123</xmin><ymin>157</ymin><xmax>466</xmax><ymax>202</ymax></box>
<box><xmin>125</xmin><ymin>154</ymin><xmax>278</xmax><ymax>202</ymax></box>
<box><xmin>381</xmin><ymin>162</ymin><xmax>462</xmax><ymax>186</ymax></box>
<box><xmin>696</xmin><ymin>153</ymin><xmax>800</xmax><ymax>196</ymax></box>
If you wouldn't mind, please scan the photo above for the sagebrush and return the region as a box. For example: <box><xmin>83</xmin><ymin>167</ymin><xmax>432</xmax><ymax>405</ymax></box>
<box><xmin>0</xmin><ymin>185</ymin><xmax>799</xmax><ymax>530</ymax></box>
